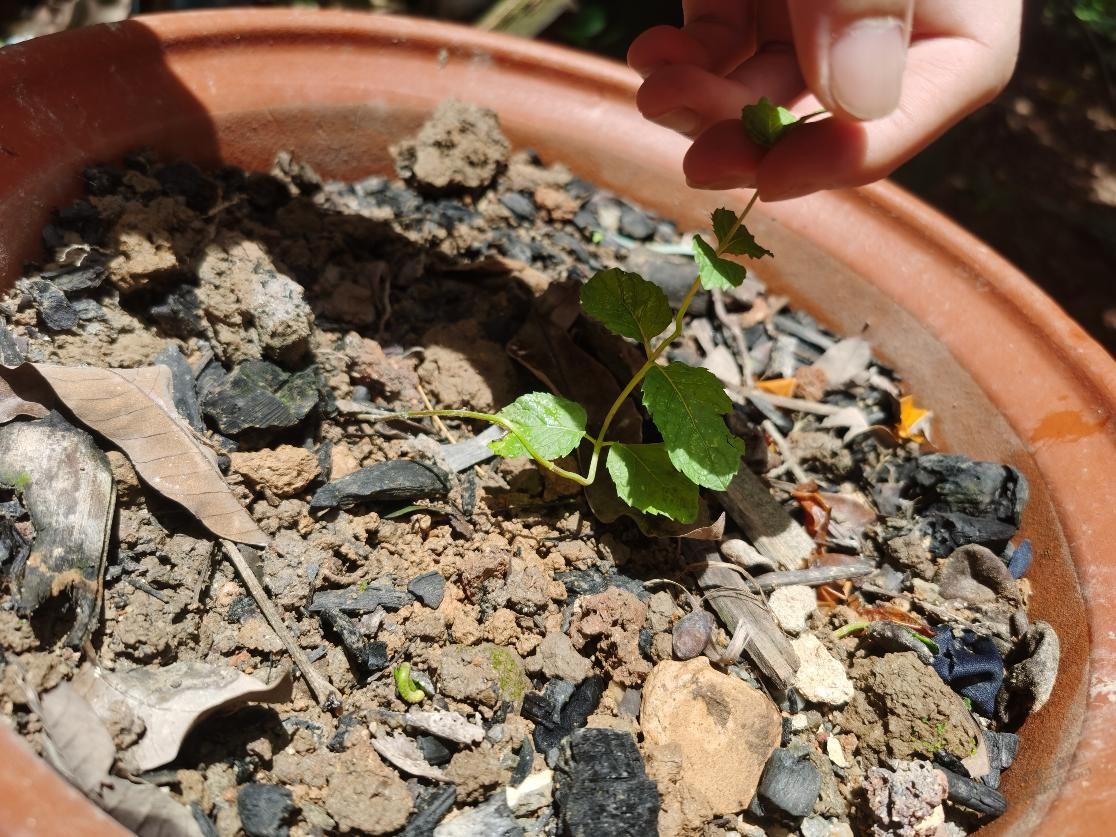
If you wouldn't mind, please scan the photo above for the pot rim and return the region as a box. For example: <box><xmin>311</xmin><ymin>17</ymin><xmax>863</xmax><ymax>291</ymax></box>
<box><xmin>0</xmin><ymin>9</ymin><xmax>1113</xmax><ymax>835</ymax></box>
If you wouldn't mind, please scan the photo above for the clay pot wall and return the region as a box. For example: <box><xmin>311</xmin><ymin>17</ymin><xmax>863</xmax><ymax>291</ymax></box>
<box><xmin>0</xmin><ymin>11</ymin><xmax>1113</xmax><ymax>835</ymax></box>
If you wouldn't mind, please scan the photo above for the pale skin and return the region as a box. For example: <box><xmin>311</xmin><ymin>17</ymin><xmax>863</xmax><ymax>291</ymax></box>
<box><xmin>628</xmin><ymin>0</ymin><xmax>1024</xmax><ymax>199</ymax></box>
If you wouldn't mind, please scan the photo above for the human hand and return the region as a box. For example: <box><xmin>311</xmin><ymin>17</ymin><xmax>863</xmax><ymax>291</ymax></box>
<box><xmin>628</xmin><ymin>0</ymin><xmax>1022</xmax><ymax>200</ymax></box>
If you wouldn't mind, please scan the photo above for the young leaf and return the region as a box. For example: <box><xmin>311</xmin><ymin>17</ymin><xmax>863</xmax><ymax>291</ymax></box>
<box><xmin>742</xmin><ymin>96</ymin><xmax>799</xmax><ymax>147</ymax></box>
<box><xmin>488</xmin><ymin>391</ymin><xmax>587</xmax><ymax>460</ymax></box>
<box><xmin>692</xmin><ymin>234</ymin><xmax>746</xmax><ymax>290</ymax></box>
<box><xmin>606</xmin><ymin>442</ymin><xmax>699</xmax><ymax>523</ymax></box>
<box><xmin>580</xmin><ymin>268</ymin><xmax>673</xmax><ymax>345</ymax></box>
<box><xmin>642</xmin><ymin>362</ymin><xmax>744</xmax><ymax>491</ymax></box>
<box><xmin>711</xmin><ymin>208</ymin><xmax>774</xmax><ymax>258</ymax></box>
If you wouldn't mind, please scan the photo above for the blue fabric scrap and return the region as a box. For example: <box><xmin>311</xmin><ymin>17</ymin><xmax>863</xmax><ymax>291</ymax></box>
<box><xmin>1006</xmin><ymin>539</ymin><xmax>1033</xmax><ymax>579</ymax></box>
<box><xmin>932</xmin><ymin>626</ymin><xmax>1004</xmax><ymax>717</ymax></box>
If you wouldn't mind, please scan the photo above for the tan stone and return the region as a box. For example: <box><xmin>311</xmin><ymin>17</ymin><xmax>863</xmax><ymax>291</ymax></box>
<box><xmin>230</xmin><ymin>444</ymin><xmax>319</xmax><ymax>498</ymax></box>
<box><xmin>641</xmin><ymin>659</ymin><xmax>781</xmax><ymax>824</ymax></box>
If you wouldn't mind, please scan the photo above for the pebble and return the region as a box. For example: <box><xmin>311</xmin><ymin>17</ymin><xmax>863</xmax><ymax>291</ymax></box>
<box><xmin>408</xmin><ymin>571</ymin><xmax>446</xmax><ymax>609</ymax></box>
<box><xmin>505</xmin><ymin>769</ymin><xmax>553</xmax><ymax>815</ymax></box>
<box><xmin>237</xmin><ymin>783</ymin><xmax>294</xmax><ymax>837</ymax></box>
<box><xmin>24</xmin><ymin>278</ymin><xmax>78</xmax><ymax>331</ymax></box>
<box><xmin>230</xmin><ymin>445</ymin><xmax>320</xmax><ymax>498</ymax></box>
<box><xmin>310</xmin><ymin>460</ymin><xmax>449</xmax><ymax>509</ymax></box>
<box><xmin>641</xmin><ymin>658</ymin><xmax>781</xmax><ymax>817</ymax></box>
<box><xmin>767</xmin><ymin>585</ymin><xmax>817</xmax><ymax>634</ymax></box>
<box><xmin>937</xmin><ymin>543</ymin><xmax>1021</xmax><ymax>604</ymax></box>
<box><xmin>800</xmin><ymin>816</ymin><xmax>854</xmax><ymax>837</ymax></box>
<box><xmin>499</xmin><ymin>191</ymin><xmax>535</xmax><ymax>222</ymax></box>
<box><xmin>554</xmin><ymin>728</ymin><xmax>659</xmax><ymax>837</ymax></box>
<box><xmin>865</xmin><ymin>761</ymin><xmax>948</xmax><ymax>834</ymax></box>
<box><xmin>756</xmin><ymin>747</ymin><xmax>822</xmax><ymax>818</ymax></box>
<box><xmin>791</xmin><ymin>634</ymin><xmax>854</xmax><ymax>706</ymax></box>
<box><xmin>618</xmin><ymin>205</ymin><xmax>655</xmax><ymax>240</ymax></box>
<box><xmin>671</xmin><ymin>609</ymin><xmax>714</xmax><ymax>659</ymax></box>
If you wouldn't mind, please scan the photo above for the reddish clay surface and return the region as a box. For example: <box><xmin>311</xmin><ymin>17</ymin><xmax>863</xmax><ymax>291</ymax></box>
<box><xmin>0</xmin><ymin>10</ymin><xmax>1113</xmax><ymax>836</ymax></box>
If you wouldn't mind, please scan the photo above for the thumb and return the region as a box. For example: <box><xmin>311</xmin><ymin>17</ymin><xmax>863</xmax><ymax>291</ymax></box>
<box><xmin>786</xmin><ymin>0</ymin><xmax>914</xmax><ymax>120</ymax></box>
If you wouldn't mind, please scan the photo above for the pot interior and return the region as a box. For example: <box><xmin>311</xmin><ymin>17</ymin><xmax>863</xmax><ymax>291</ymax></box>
<box><xmin>0</xmin><ymin>11</ymin><xmax>1098</xmax><ymax>835</ymax></box>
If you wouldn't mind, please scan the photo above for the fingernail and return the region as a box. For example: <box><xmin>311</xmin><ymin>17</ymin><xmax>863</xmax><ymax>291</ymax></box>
<box><xmin>653</xmin><ymin>107</ymin><xmax>702</xmax><ymax>135</ymax></box>
<box><xmin>685</xmin><ymin>173</ymin><xmax>756</xmax><ymax>191</ymax></box>
<box><xmin>829</xmin><ymin>17</ymin><xmax>906</xmax><ymax>120</ymax></box>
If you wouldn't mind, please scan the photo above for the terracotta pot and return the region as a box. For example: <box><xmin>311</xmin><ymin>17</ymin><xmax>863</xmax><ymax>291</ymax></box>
<box><xmin>0</xmin><ymin>10</ymin><xmax>1113</xmax><ymax>836</ymax></box>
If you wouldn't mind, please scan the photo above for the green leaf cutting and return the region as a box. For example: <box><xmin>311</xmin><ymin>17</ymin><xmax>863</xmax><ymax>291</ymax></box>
<box><xmin>641</xmin><ymin>362</ymin><xmax>744</xmax><ymax>491</ymax></box>
<box><xmin>692</xmin><ymin>234</ymin><xmax>747</xmax><ymax>290</ymax></box>
<box><xmin>606</xmin><ymin>442</ymin><xmax>699</xmax><ymax>523</ymax></box>
<box><xmin>711</xmin><ymin>208</ymin><xmax>773</xmax><ymax>259</ymax></box>
<box><xmin>488</xmin><ymin>392</ymin><xmax>587</xmax><ymax>460</ymax></box>
<box><xmin>741</xmin><ymin>96</ymin><xmax>799</xmax><ymax>147</ymax></box>
<box><xmin>580</xmin><ymin>268</ymin><xmax>673</xmax><ymax>345</ymax></box>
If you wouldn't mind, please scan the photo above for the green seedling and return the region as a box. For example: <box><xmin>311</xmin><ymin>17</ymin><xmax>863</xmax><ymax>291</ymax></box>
<box><xmin>393</xmin><ymin>662</ymin><xmax>426</xmax><ymax>704</ymax></box>
<box><xmin>374</xmin><ymin>100</ymin><xmax>806</xmax><ymax>524</ymax></box>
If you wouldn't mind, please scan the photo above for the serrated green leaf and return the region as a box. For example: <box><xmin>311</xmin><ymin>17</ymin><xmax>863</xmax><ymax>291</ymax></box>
<box><xmin>488</xmin><ymin>392</ymin><xmax>586</xmax><ymax>460</ymax></box>
<box><xmin>742</xmin><ymin>96</ymin><xmax>799</xmax><ymax>147</ymax></box>
<box><xmin>606</xmin><ymin>442</ymin><xmax>699</xmax><ymax>523</ymax></box>
<box><xmin>692</xmin><ymin>234</ymin><xmax>746</xmax><ymax>290</ymax></box>
<box><xmin>710</xmin><ymin>208</ymin><xmax>774</xmax><ymax>259</ymax></box>
<box><xmin>580</xmin><ymin>268</ymin><xmax>673</xmax><ymax>344</ymax></box>
<box><xmin>642</xmin><ymin>363</ymin><xmax>744</xmax><ymax>490</ymax></box>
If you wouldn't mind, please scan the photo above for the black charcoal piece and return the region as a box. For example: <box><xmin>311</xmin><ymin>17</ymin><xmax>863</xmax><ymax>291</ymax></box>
<box><xmin>310</xmin><ymin>460</ymin><xmax>449</xmax><ymax>509</ymax></box>
<box><xmin>756</xmin><ymin>747</ymin><xmax>822</xmax><ymax>818</ymax></box>
<box><xmin>416</xmin><ymin>735</ymin><xmax>456</xmax><ymax>767</ymax></box>
<box><xmin>401</xmin><ymin>784</ymin><xmax>457</xmax><ymax>837</ymax></box>
<box><xmin>24</xmin><ymin>278</ymin><xmax>77</xmax><ymax>331</ymax></box>
<box><xmin>532</xmin><ymin>676</ymin><xmax>605</xmax><ymax>755</ymax></box>
<box><xmin>510</xmin><ymin>737</ymin><xmax>535</xmax><ymax>786</ymax></box>
<box><xmin>910</xmin><ymin>453</ymin><xmax>1028</xmax><ymax>526</ymax></box>
<box><xmin>237</xmin><ymin>783</ymin><xmax>294</xmax><ymax>837</ymax></box>
<box><xmin>327</xmin><ymin>713</ymin><xmax>361</xmax><ymax>753</ymax></box>
<box><xmin>201</xmin><ymin>360</ymin><xmax>319</xmax><ymax>436</ymax></box>
<box><xmin>154</xmin><ymin>343</ymin><xmax>206</xmax><ymax>431</ymax></box>
<box><xmin>408</xmin><ymin>571</ymin><xmax>446</xmax><ymax>609</ymax></box>
<box><xmin>941</xmin><ymin>767</ymin><xmax>1008</xmax><ymax>816</ymax></box>
<box><xmin>924</xmin><ymin>512</ymin><xmax>1018</xmax><ymax>557</ymax></box>
<box><xmin>554</xmin><ymin>728</ymin><xmax>659</xmax><ymax>837</ymax></box>
<box><xmin>309</xmin><ymin>585</ymin><xmax>412</xmax><ymax>613</ymax></box>
<box><xmin>320</xmin><ymin>607</ymin><xmax>389</xmax><ymax>677</ymax></box>
<box><xmin>156</xmin><ymin>160</ymin><xmax>220</xmax><ymax>212</ymax></box>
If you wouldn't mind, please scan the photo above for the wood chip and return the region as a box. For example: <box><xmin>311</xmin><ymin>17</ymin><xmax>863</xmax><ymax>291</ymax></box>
<box><xmin>716</xmin><ymin>466</ymin><xmax>815</xmax><ymax>571</ymax></box>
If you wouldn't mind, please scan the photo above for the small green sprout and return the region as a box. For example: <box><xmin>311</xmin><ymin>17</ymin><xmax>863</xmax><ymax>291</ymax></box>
<box><xmin>393</xmin><ymin>663</ymin><xmax>426</xmax><ymax>704</ymax></box>
<box><xmin>370</xmin><ymin>99</ymin><xmax>803</xmax><ymax>524</ymax></box>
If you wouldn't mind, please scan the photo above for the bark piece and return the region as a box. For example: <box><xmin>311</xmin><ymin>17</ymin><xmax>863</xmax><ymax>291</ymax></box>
<box><xmin>716</xmin><ymin>465</ymin><xmax>815</xmax><ymax>570</ymax></box>
<box><xmin>0</xmin><ymin>414</ymin><xmax>114</xmax><ymax>646</ymax></box>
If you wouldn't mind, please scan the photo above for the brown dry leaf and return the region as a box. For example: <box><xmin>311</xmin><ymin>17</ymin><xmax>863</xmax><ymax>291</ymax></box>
<box><xmin>38</xmin><ymin>682</ymin><xmax>204</xmax><ymax>837</ymax></box>
<box><xmin>31</xmin><ymin>363</ymin><xmax>267</xmax><ymax>546</ymax></box>
<box><xmin>75</xmin><ymin>661</ymin><xmax>291</xmax><ymax>772</ymax></box>
<box><xmin>0</xmin><ymin>365</ymin><xmax>50</xmax><ymax>423</ymax></box>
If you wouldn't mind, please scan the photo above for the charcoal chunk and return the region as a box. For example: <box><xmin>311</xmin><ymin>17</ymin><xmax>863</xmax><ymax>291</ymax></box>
<box><xmin>309</xmin><ymin>585</ymin><xmax>412</xmax><ymax>613</ymax></box>
<box><xmin>201</xmin><ymin>360</ymin><xmax>319</xmax><ymax>436</ymax></box>
<box><xmin>400</xmin><ymin>784</ymin><xmax>457</xmax><ymax>837</ymax></box>
<box><xmin>554</xmin><ymin>728</ymin><xmax>659</xmax><ymax>837</ymax></box>
<box><xmin>156</xmin><ymin>160</ymin><xmax>220</xmax><ymax>212</ymax></box>
<box><xmin>532</xmin><ymin>676</ymin><xmax>605</xmax><ymax>755</ymax></box>
<box><xmin>320</xmin><ymin>608</ymin><xmax>389</xmax><ymax>676</ymax></box>
<box><xmin>309</xmin><ymin>460</ymin><xmax>449</xmax><ymax>509</ymax></box>
<box><xmin>24</xmin><ymin>279</ymin><xmax>77</xmax><ymax>331</ymax></box>
<box><xmin>408</xmin><ymin>571</ymin><xmax>446</xmax><ymax>608</ymax></box>
<box><xmin>924</xmin><ymin>512</ymin><xmax>1018</xmax><ymax>557</ymax></box>
<box><xmin>154</xmin><ymin>343</ymin><xmax>205</xmax><ymax>431</ymax></box>
<box><xmin>756</xmin><ymin>747</ymin><xmax>822</xmax><ymax>818</ymax></box>
<box><xmin>237</xmin><ymin>783</ymin><xmax>294</xmax><ymax>837</ymax></box>
<box><xmin>910</xmin><ymin>453</ymin><xmax>1028</xmax><ymax>526</ymax></box>
<box><xmin>416</xmin><ymin>735</ymin><xmax>456</xmax><ymax>767</ymax></box>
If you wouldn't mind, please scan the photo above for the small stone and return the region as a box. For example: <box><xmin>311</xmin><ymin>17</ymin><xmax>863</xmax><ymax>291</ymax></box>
<box><xmin>310</xmin><ymin>460</ymin><xmax>449</xmax><ymax>509</ymax></box>
<box><xmin>767</xmin><ymin>585</ymin><xmax>817</xmax><ymax>634</ymax></box>
<box><xmin>505</xmin><ymin>768</ymin><xmax>553</xmax><ymax>815</ymax></box>
<box><xmin>499</xmin><ymin>191</ymin><xmax>536</xmax><ymax>221</ymax></box>
<box><xmin>801</xmin><ymin>816</ymin><xmax>855</xmax><ymax>837</ymax></box>
<box><xmin>525</xmin><ymin>632</ymin><xmax>593</xmax><ymax>684</ymax></box>
<box><xmin>618</xmin><ymin>205</ymin><xmax>655</xmax><ymax>240</ymax></box>
<box><xmin>415</xmin><ymin>735</ymin><xmax>455</xmax><ymax>767</ymax></box>
<box><xmin>864</xmin><ymin>760</ymin><xmax>949</xmax><ymax>837</ymax></box>
<box><xmin>436</xmin><ymin>643</ymin><xmax>529</xmax><ymax>710</ymax></box>
<box><xmin>393</xmin><ymin>99</ymin><xmax>510</xmax><ymax>194</ymax></box>
<box><xmin>792</xmin><ymin>634</ymin><xmax>854</xmax><ymax>706</ymax></box>
<box><xmin>641</xmin><ymin>658</ymin><xmax>781</xmax><ymax>818</ymax></box>
<box><xmin>230</xmin><ymin>445</ymin><xmax>319</xmax><ymax>498</ymax></box>
<box><xmin>408</xmin><ymin>571</ymin><xmax>447</xmax><ymax>609</ymax></box>
<box><xmin>756</xmin><ymin>747</ymin><xmax>822</xmax><ymax>818</ymax></box>
<box><xmin>937</xmin><ymin>544</ymin><xmax>1021</xmax><ymax>605</ymax></box>
<box><xmin>433</xmin><ymin>794</ymin><xmax>521</xmax><ymax>837</ymax></box>
<box><xmin>554</xmin><ymin>728</ymin><xmax>659</xmax><ymax>837</ymax></box>
<box><xmin>237</xmin><ymin>783</ymin><xmax>294</xmax><ymax>837</ymax></box>
<box><xmin>320</xmin><ymin>608</ymin><xmax>389</xmax><ymax>677</ymax></box>
<box><xmin>309</xmin><ymin>586</ymin><xmax>412</xmax><ymax>613</ymax></box>
<box><xmin>24</xmin><ymin>278</ymin><xmax>78</xmax><ymax>331</ymax></box>
<box><xmin>671</xmin><ymin>609</ymin><xmax>714</xmax><ymax>659</ymax></box>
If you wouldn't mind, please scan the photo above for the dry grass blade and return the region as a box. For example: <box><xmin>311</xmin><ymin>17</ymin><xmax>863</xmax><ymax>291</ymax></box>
<box><xmin>33</xmin><ymin>364</ymin><xmax>266</xmax><ymax>546</ymax></box>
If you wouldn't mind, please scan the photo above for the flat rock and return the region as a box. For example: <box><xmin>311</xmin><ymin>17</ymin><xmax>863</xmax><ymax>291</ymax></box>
<box><xmin>792</xmin><ymin>633</ymin><xmax>854</xmax><ymax>706</ymax></box>
<box><xmin>641</xmin><ymin>658</ymin><xmax>781</xmax><ymax>817</ymax></box>
<box><xmin>408</xmin><ymin>571</ymin><xmax>447</xmax><ymax>609</ymax></box>
<box><xmin>231</xmin><ymin>444</ymin><xmax>320</xmax><ymax>498</ymax></box>
<box><xmin>554</xmin><ymin>728</ymin><xmax>659</xmax><ymax>837</ymax></box>
<box><xmin>310</xmin><ymin>460</ymin><xmax>449</xmax><ymax>509</ymax></box>
<box><xmin>767</xmin><ymin>585</ymin><xmax>817</xmax><ymax>634</ymax></box>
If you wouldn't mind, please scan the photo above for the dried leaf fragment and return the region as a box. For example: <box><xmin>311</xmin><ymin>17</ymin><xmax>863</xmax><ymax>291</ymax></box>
<box><xmin>31</xmin><ymin>363</ymin><xmax>267</xmax><ymax>545</ymax></box>
<box><xmin>898</xmin><ymin>395</ymin><xmax>933</xmax><ymax>444</ymax></box>
<box><xmin>372</xmin><ymin>732</ymin><xmax>449</xmax><ymax>781</ymax></box>
<box><xmin>75</xmin><ymin>661</ymin><xmax>290</xmax><ymax>771</ymax></box>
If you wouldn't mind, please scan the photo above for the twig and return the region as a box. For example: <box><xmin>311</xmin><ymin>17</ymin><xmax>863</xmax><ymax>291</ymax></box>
<box><xmin>712</xmin><ymin>289</ymin><xmax>754</xmax><ymax>387</ymax></box>
<box><xmin>220</xmin><ymin>539</ymin><xmax>341</xmax><ymax>711</ymax></box>
<box><xmin>746</xmin><ymin>390</ymin><xmax>845</xmax><ymax>416</ymax></box>
<box><xmin>761</xmin><ymin>419</ymin><xmax>808</xmax><ymax>483</ymax></box>
<box><xmin>687</xmin><ymin>560</ymin><xmax>875</xmax><ymax>592</ymax></box>
<box><xmin>125</xmin><ymin>577</ymin><xmax>170</xmax><ymax>604</ymax></box>
<box><xmin>416</xmin><ymin>382</ymin><xmax>456</xmax><ymax>443</ymax></box>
